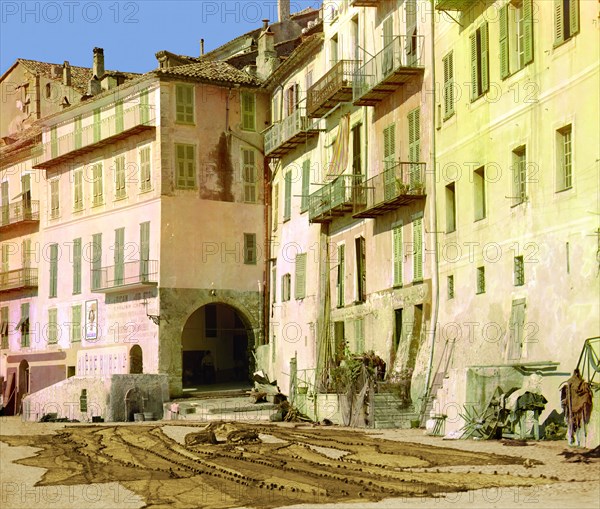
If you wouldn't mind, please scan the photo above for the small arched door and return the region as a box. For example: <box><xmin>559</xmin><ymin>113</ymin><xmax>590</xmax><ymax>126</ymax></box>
<box><xmin>18</xmin><ymin>360</ymin><xmax>30</xmax><ymax>395</ymax></box>
<box><xmin>129</xmin><ymin>345</ymin><xmax>143</xmax><ymax>374</ymax></box>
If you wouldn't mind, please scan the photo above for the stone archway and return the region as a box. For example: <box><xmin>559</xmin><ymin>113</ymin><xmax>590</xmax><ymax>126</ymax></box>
<box><xmin>181</xmin><ymin>303</ymin><xmax>254</xmax><ymax>389</ymax></box>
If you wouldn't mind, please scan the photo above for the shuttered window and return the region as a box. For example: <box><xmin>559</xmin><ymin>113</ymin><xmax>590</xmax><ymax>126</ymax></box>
<box><xmin>114</xmin><ymin>228</ymin><xmax>125</xmax><ymax>286</ymax></box>
<box><xmin>413</xmin><ymin>218</ymin><xmax>423</xmax><ymax>282</ymax></box>
<box><xmin>355</xmin><ymin>236</ymin><xmax>366</xmax><ymax>303</ymax></box>
<box><xmin>1</xmin><ymin>306</ymin><xmax>8</xmax><ymax>349</ymax></box>
<box><xmin>74</xmin><ymin>169</ymin><xmax>83</xmax><ymax>210</ymax></box>
<box><xmin>295</xmin><ymin>253</ymin><xmax>307</xmax><ymax>300</ymax></box>
<box><xmin>301</xmin><ymin>159</ymin><xmax>310</xmax><ymax>212</ymax></box>
<box><xmin>114</xmin><ymin>156</ymin><xmax>126</xmax><ymax>200</ymax></box>
<box><xmin>49</xmin><ymin>243</ymin><xmax>58</xmax><ymax>298</ymax></box>
<box><xmin>470</xmin><ymin>22</ymin><xmax>489</xmax><ymax>100</ymax></box>
<box><xmin>284</xmin><ymin>171</ymin><xmax>292</xmax><ymax>221</ymax></box>
<box><xmin>383</xmin><ymin>123</ymin><xmax>396</xmax><ymax>200</ymax></box>
<box><xmin>442</xmin><ymin>51</ymin><xmax>454</xmax><ymax>118</ymax></box>
<box><xmin>140</xmin><ymin>89</ymin><xmax>149</xmax><ymax>124</ymax></box>
<box><xmin>176</xmin><ymin>84</ymin><xmax>194</xmax><ymax>124</ymax></box>
<box><xmin>282</xmin><ymin>273</ymin><xmax>291</xmax><ymax>302</ymax></box>
<box><xmin>22</xmin><ymin>239</ymin><xmax>31</xmax><ymax>268</ymax></box>
<box><xmin>115</xmin><ymin>100</ymin><xmax>124</xmax><ymax>133</ymax></box>
<box><xmin>514</xmin><ymin>256</ymin><xmax>525</xmax><ymax>286</ymax></box>
<box><xmin>91</xmin><ymin>233</ymin><xmax>102</xmax><ymax>291</ymax></box>
<box><xmin>74</xmin><ymin>115</ymin><xmax>82</xmax><ymax>149</ymax></box>
<box><xmin>554</xmin><ymin>0</ymin><xmax>579</xmax><ymax>46</ymax></box>
<box><xmin>512</xmin><ymin>146</ymin><xmax>527</xmax><ymax>206</ymax></box>
<box><xmin>476</xmin><ymin>266</ymin><xmax>486</xmax><ymax>294</ymax></box>
<box><xmin>244</xmin><ymin>233</ymin><xmax>256</xmax><ymax>265</ymax></box>
<box><xmin>140</xmin><ymin>222</ymin><xmax>150</xmax><ymax>279</ymax></box>
<box><xmin>48</xmin><ymin>308</ymin><xmax>58</xmax><ymax>344</ymax></box>
<box><xmin>20</xmin><ymin>303</ymin><xmax>30</xmax><ymax>347</ymax></box>
<box><xmin>93</xmin><ymin>108</ymin><xmax>101</xmax><ymax>142</ymax></box>
<box><xmin>73</xmin><ymin>238</ymin><xmax>82</xmax><ymax>294</ymax></box>
<box><xmin>557</xmin><ymin>125</ymin><xmax>573</xmax><ymax>191</ymax></box>
<box><xmin>337</xmin><ymin>244</ymin><xmax>345</xmax><ymax>307</ymax></box>
<box><xmin>408</xmin><ymin>108</ymin><xmax>421</xmax><ymax>188</ymax></box>
<box><xmin>175</xmin><ymin>144</ymin><xmax>196</xmax><ymax>189</ymax></box>
<box><xmin>50</xmin><ymin>179</ymin><xmax>60</xmax><ymax>219</ymax></box>
<box><xmin>50</xmin><ymin>126</ymin><xmax>58</xmax><ymax>158</ymax></box>
<box><xmin>447</xmin><ymin>275</ymin><xmax>454</xmax><ymax>300</ymax></box>
<box><xmin>242</xmin><ymin>148</ymin><xmax>257</xmax><ymax>203</ymax></box>
<box><xmin>393</xmin><ymin>225</ymin><xmax>403</xmax><ymax>287</ymax></box>
<box><xmin>271</xmin><ymin>261</ymin><xmax>277</xmax><ymax>304</ymax></box>
<box><xmin>92</xmin><ymin>163</ymin><xmax>103</xmax><ymax>206</ymax></box>
<box><xmin>354</xmin><ymin>318</ymin><xmax>364</xmax><ymax>354</ymax></box>
<box><xmin>71</xmin><ymin>305</ymin><xmax>82</xmax><ymax>343</ymax></box>
<box><xmin>140</xmin><ymin>146</ymin><xmax>151</xmax><ymax>192</ymax></box>
<box><xmin>1</xmin><ymin>181</ymin><xmax>8</xmax><ymax>226</ymax></box>
<box><xmin>500</xmin><ymin>0</ymin><xmax>533</xmax><ymax>79</ymax></box>
<box><xmin>241</xmin><ymin>92</ymin><xmax>256</xmax><ymax>131</ymax></box>
<box><xmin>272</xmin><ymin>184</ymin><xmax>279</xmax><ymax>231</ymax></box>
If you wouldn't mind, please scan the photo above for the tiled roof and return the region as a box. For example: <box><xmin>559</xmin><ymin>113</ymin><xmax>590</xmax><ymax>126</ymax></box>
<box><xmin>156</xmin><ymin>60</ymin><xmax>260</xmax><ymax>86</ymax></box>
<box><xmin>17</xmin><ymin>58</ymin><xmax>139</xmax><ymax>94</ymax></box>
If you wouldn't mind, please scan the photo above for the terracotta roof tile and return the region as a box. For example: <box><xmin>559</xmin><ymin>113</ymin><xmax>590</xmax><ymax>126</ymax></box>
<box><xmin>156</xmin><ymin>60</ymin><xmax>260</xmax><ymax>86</ymax></box>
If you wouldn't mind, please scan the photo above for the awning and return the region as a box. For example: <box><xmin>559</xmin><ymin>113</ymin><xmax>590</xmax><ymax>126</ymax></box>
<box><xmin>11</xmin><ymin>190</ymin><xmax>31</xmax><ymax>201</ymax></box>
<box><xmin>326</xmin><ymin>114</ymin><xmax>350</xmax><ymax>179</ymax></box>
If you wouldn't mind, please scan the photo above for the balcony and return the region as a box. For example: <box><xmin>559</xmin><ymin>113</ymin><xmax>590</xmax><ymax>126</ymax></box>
<box><xmin>264</xmin><ymin>107</ymin><xmax>319</xmax><ymax>158</ymax></box>
<box><xmin>435</xmin><ymin>0</ymin><xmax>472</xmax><ymax>11</ymax></box>
<box><xmin>1</xmin><ymin>201</ymin><xmax>40</xmax><ymax>230</ymax></box>
<box><xmin>309</xmin><ymin>174</ymin><xmax>365</xmax><ymax>223</ymax></box>
<box><xmin>91</xmin><ymin>260</ymin><xmax>158</xmax><ymax>293</ymax></box>
<box><xmin>354</xmin><ymin>162</ymin><xmax>426</xmax><ymax>218</ymax></box>
<box><xmin>307</xmin><ymin>60</ymin><xmax>359</xmax><ymax>118</ymax></box>
<box><xmin>0</xmin><ymin>268</ymin><xmax>38</xmax><ymax>292</ymax></box>
<box><xmin>33</xmin><ymin>104</ymin><xmax>155</xmax><ymax>169</ymax></box>
<box><xmin>353</xmin><ymin>36</ymin><xmax>425</xmax><ymax>106</ymax></box>
<box><xmin>350</xmin><ymin>0</ymin><xmax>380</xmax><ymax>6</ymax></box>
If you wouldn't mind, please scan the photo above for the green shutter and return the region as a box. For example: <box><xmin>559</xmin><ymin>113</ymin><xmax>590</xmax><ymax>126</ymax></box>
<box><xmin>523</xmin><ymin>0</ymin><xmax>533</xmax><ymax>65</ymax></box>
<box><xmin>243</xmin><ymin>149</ymin><xmax>257</xmax><ymax>203</ymax></box>
<box><xmin>74</xmin><ymin>170</ymin><xmax>83</xmax><ymax>210</ymax></box>
<box><xmin>74</xmin><ymin>116</ymin><xmax>82</xmax><ymax>149</ymax></box>
<box><xmin>49</xmin><ymin>243</ymin><xmax>58</xmax><ymax>297</ymax></box>
<box><xmin>115</xmin><ymin>101</ymin><xmax>124</xmax><ymax>133</ymax></box>
<box><xmin>21</xmin><ymin>239</ymin><xmax>31</xmax><ymax>268</ymax></box>
<box><xmin>284</xmin><ymin>172</ymin><xmax>292</xmax><ymax>221</ymax></box>
<box><xmin>73</xmin><ymin>238</ymin><xmax>82</xmax><ymax>294</ymax></box>
<box><xmin>93</xmin><ymin>108</ymin><xmax>101</xmax><ymax>142</ymax></box>
<box><xmin>50</xmin><ymin>179</ymin><xmax>59</xmax><ymax>218</ymax></box>
<box><xmin>92</xmin><ymin>233</ymin><xmax>102</xmax><ymax>290</ymax></box>
<box><xmin>443</xmin><ymin>52</ymin><xmax>454</xmax><ymax>117</ymax></box>
<box><xmin>554</xmin><ymin>0</ymin><xmax>564</xmax><ymax>45</ymax></box>
<box><xmin>242</xmin><ymin>93</ymin><xmax>256</xmax><ymax>131</ymax></box>
<box><xmin>393</xmin><ymin>225</ymin><xmax>403</xmax><ymax>287</ymax></box>
<box><xmin>21</xmin><ymin>302</ymin><xmax>30</xmax><ymax>347</ymax></box>
<box><xmin>72</xmin><ymin>305</ymin><xmax>81</xmax><ymax>342</ymax></box>
<box><xmin>50</xmin><ymin>126</ymin><xmax>58</xmax><ymax>158</ymax></box>
<box><xmin>48</xmin><ymin>308</ymin><xmax>58</xmax><ymax>344</ymax></box>
<box><xmin>140</xmin><ymin>89</ymin><xmax>149</xmax><ymax>124</ymax></box>
<box><xmin>176</xmin><ymin>85</ymin><xmax>194</xmax><ymax>124</ymax></box>
<box><xmin>480</xmin><ymin>22</ymin><xmax>489</xmax><ymax>93</ymax></box>
<box><xmin>273</xmin><ymin>184</ymin><xmax>279</xmax><ymax>231</ymax></box>
<box><xmin>499</xmin><ymin>6</ymin><xmax>510</xmax><ymax>79</ymax></box>
<box><xmin>114</xmin><ymin>228</ymin><xmax>125</xmax><ymax>285</ymax></box>
<box><xmin>569</xmin><ymin>0</ymin><xmax>579</xmax><ymax>37</ymax></box>
<box><xmin>93</xmin><ymin>163</ymin><xmax>103</xmax><ymax>205</ymax></box>
<box><xmin>244</xmin><ymin>233</ymin><xmax>256</xmax><ymax>264</ymax></box>
<box><xmin>384</xmin><ymin>124</ymin><xmax>396</xmax><ymax>200</ymax></box>
<box><xmin>408</xmin><ymin>109</ymin><xmax>421</xmax><ymax>187</ymax></box>
<box><xmin>140</xmin><ymin>147</ymin><xmax>151</xmax><ymax>191</ymax></box>
<box><xmin>470</xmin><ymin>32</ymin><xmax>477</xmax><ymax>100</ymax></box>
<box><xmin>301</xmin><ymin>160</ymin><xmax>310</xmax><ymax>212</ymax></box>
<box><xmin>140</xmin><ymin>222</ymin><xmax>150</xmax><ymax>279</ymax></box>
<box><xmin>176</xmin><ymin>144</ymin><xmax>196</xmax><ymax>189</ymax></box>
<box><xmin>115</xmin><ymin>156</ymin><xmax>126</xmax><ymax>199</ymax></box>
<box><xmin>295</xmin><ymin>253</ymin><xmax>307</xmax><ymax>300</ymax></box>
<box><xmin>413</xmin><ymin>218</ymin><xmax>422</xmax><ymax>281</ymax></box>
<box><xmin>337</xmin><ymin>244</ymin><xmax>345</xmax><ymax>307</ymax></box>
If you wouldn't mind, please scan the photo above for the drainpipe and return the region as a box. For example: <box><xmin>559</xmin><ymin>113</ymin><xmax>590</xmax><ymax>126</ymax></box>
<box><xmin>422</xmin><ymin>8</ymin><xmax>440</xmax><ymax>416</ymax></box>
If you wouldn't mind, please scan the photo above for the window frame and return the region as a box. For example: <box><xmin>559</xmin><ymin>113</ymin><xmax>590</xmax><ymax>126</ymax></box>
<box><xmin>50</xmin><ymin>178</ymin><xmax>60</xmax><ymax>219</ymax></box>
<box><xmin>244</xmin><ymin>233</ymin><xmax>257</xmax><ymax>265</ymax></box>
<box><xmin>514</xmin><ymin>255</ymin><xmax>525</xmax><ymax>286</ymax></box>
<box><xmin>114</xmin><ymin>155</ymin><xmax>127</xmax><ymax>200</ymax></box>
<box><xmin>241</xmin><ymin>92</ymin><xmax>256</xmax><ymax>132</ymax></box>
<box><xmin>175</xmin><ymin>83</ymin><xmax>195</xmax><ymax>125</ymax></box>
<box><xmin>447</xmin><ymin>275</ymin><xmax>455</xmax><ymax>300</ymax></box>
<box><xmin>337</xmin><ymin>243</ymin><xmax>345</xmax><ymax>307</ymax></box>
<box><xmin>175</xmin><ymin>143</ymin><xmax>197</xmax><ymax>190</ymax></box>
<box><xmin>470</xmin><ymin>22</ymin><xmax>489</xmax><ymax>101</ymax></box>
<box><xmin>556</xmin><ymin>124</ymin><xmax>573</xmax><ymax>192</ymax></box>
<box><xmin>511</xmin><ymin>145</ymin><xmax>527</xmax><ymax>206</ymax></box>
<box><xmin>442</xmin><ymin>50</ymin><xmax>455</xmax><ymax>119</ymax></box>
<box><xmin>295</xmin><ymin>252</ymin><xmax>307</xmax><ymax>300</ymax></box>
<box><xmin>242</xmin><ymin>147</ymin><xmax>257</xmax><ymax>203</ymax></box>
<box><xmin>476</xmin><ymin>266</ymin><xmax>486</xmax><ymax>294</ymax></box>
<box><xmin>49</xmin><ymin>243</ymin><xmax>58</xmax><ymax>298</ymax></box>
<box><xmin>139</xmin><ymin>144</ymin><xmax>152</xmax><ymax>193</ymax></box>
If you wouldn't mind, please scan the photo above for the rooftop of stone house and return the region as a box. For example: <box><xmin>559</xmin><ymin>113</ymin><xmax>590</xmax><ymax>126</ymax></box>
<box><xmin>4</xmin><ymin>59</ymin><xmax>140</xmax><ymax>94</ymax></box>
<box><xmin>154</xmin><ymin>60</ymin><xmax>261</xmax><ymax>86</ymax></box>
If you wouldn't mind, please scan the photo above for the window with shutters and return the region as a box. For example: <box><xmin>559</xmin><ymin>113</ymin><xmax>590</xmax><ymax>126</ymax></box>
<box><xmin>354</xmin><ymin>318</ymin><xmax>364</xmax><ymax>354</ymax></box>
<box><xmin>271</xmin><ymin>261</ymin><xmax>277</xmax><ymax>304</ymax></box>
<box><xmin>514</xmin><ymin>255</ymin><xmax>525</xmax><ymax>286</ymax></box>
<box><xmin>50</xmin><ymin>179</ymin><xmax>60</xmax><ymax>219</ymax></box>
<box><xmin>242</xmin><ymin>148</ymin><xmax>257</xmax><ymax>203</ymax></box>
<box><xmin>445</xmin><ymin>182</ymin><xmax>456</xmax><ymax>233</ymax></box>
<box><xmin>295</xmin><ymin>253</ymin><xmax>307</xmax><ymax>299</ymax></box>
<box><xmin>91</xmin><ymin>163</ymin><xmax>103</xmax><ymax>206</ymax></box>
<box><xmin>499</xmin><ymin>0</ymin><xmax>533</xmax><ymax>79</ymax></box>
<box><xmin>337</xmin><ymin>244</ymin><xmax>345</xmax><ymax>307</ymax></box>
<box><xmin>114</xmin><ymin>228</ymin><xmax>125</xmax><ymax>286</ymax></box>
<box><xmin>273</xmin><ymin>183</ymin><xmax>279</xmax><ymax>231</ymax></box>
<box><xmin>241</xmin><ymin>92</ymin><xmax>256</xmax><ymax>131</ymax></box>
<box><xmin>49</xmin><ymin>243</ymin><xmax>58</xmax><ymax>298</ymax></box>
<box><xmin>283</xmin><ymin>171</ymin><xmax>292</xmax><ymax>222</ymax></box>
<box><xmin>140</xmin><ymin>222</ymin><xmax>150</xmax><ymax>280</ymax></box>
<box><xmin>1</xmin><ymin>181</ymin><xmax>8</xmax><ymax>226</ymax></box>
<box><xmin>393</xmin><ymin>224</ymin><xmax>403</xmax><ymax>287</ymax></box>
<box><xmin>442</xmin><ymin>51</ymin><xmax>454</xmax><ymax>119</ymax></box>
<box><xmin>301</xmin><ymin>160</ymin><xmax>310</xmax><ymax>212</ymax></box>
<box><xmin>175</xmin><ymin>84</ymin><xmax>194</xmax><ymax>124</ymax></box>
<box><xmin>73</xmin><ymin>238</ymin><xmax>82</xmax><ymax>294</ymax></box>
<box><xmin>115</xmin><ymin>100</ymin><xmax>124</xmax><ymax>133</ymax></box>
<box><xmin>412</xmin><ymin>218</ymin><xmax>423</xmax><ymax>282</ymax></box>
<box><xmin>50</xmin><ymin>126</ymin><xmax>58</xmax><ymax>158</ymax></box>
<box><xmin>383</xmin><ymin>123</ymin><xmax>396</xmax><ymax>201</ymax></box>
<box><xmin>20</xmin><ymin>303</ymin><xmax>30</xmax><ymax>347</ymax></box>
<box><xmin>139</xmin><ymin>146</ymin><xmax>152</xmax><ymax>192</ymax></box>
<box><xmin>91</xmin><ymin>233</ymin><xmax>102</xmax><ymax>291</ymax></box>
<box><xmin>73</xmin><ymin>169</ymin><xmax>83</xmax><ymax>211</ymax></box>
<box><xmin>447</xmin><ymin>275</ymin><xmax>455</xmax><ymax>300</ymax></box>
<box><xmin>1</xmin><ymin>244</ymin><xmax>8</xmax><ymax>286</ymax></box>
<box><xmin>476</xmin><ymin>266</ymin><xmax>486</xmax><ymax>294</ymax></box>
<box><xmin>355</xmin><ymin>236</ymin><xmax>366</xmax><ymax>303</ymax></box>
<box><xmin>175</xmin><ymin>143</ymin><xmax>196</xmax><ymax>189</ymax></box>
<box><xmin>282</xmin><ymin>273</ymin><xmax>291</xmax><ymax>302</ymax></box>
<box><xmin>71</xmin><ymin>305</ymin><xmax>82</xmax><ymax>343</ymax></box>
<box><xmin>93</xmin><ymin>108</ymin><xmax>101</xmax><ymax>142</ymax></box>
<box><xmin>1</xmin><ymin>306</ymin><xmax>8</xmax><ymax>349</ymax></box>
<box><xmin>556</xmin><ymin>125</ymin><xmax>573</xmax><ymax>191</ymax></box>
<box><xmin>244</xmin><ymin>233</ymin><xmax>256</xmax><ymax>265</ymax></box>
<box><xmin>512</xmin><ymin>146</ymin><xmax>527</xmax><ymax>206</ymax></box>
<box><xmin>382</xmin><ymin>16</ymin><xmax>394</xmax><ymax>74</ymax></box>
<box><xmin>554</xmin><ymin>0</ymin><xmax>579</xmax><ymax>46</ymax></box>
<box><xmin>470</xmin><ymin>22</ymin><xmax>489</xmax><ymax>100</ymax></box>
<box><xmin>114</xmin><ymin>155</ymin><xmax>126</xmax><ymax>200</ymax></box>
<box><xmin>408</xmin><ymin>108</ymin><xmax>421</xmax><ymax>188</ymax></box>
<box><xmin>405</xmin><ymin>0</ymin><xmax>418</xmax><ymax>64</ymax></box>
<box><xmin>140</xmin><ymin>89</ymin><xmax>150</xmax><ymax>124</ymax></box>
<box><xmin>74</xmin><ymin>115</ymin><xmax>82</xmax><ymax>149</ymax></box>
<box><xmin>48</xmin><ymin>308</ymin><xmax>58</xmax><ymax>344</ymax></box>
<box><xmin>22</xmin><ymin>239</ymin><xmax>32</xmax><ymax>269</ymax></box>
<box><xmin>474</xmin><ymin>166</ymin><xmax>486</xmax><ymax>221</ymax></box>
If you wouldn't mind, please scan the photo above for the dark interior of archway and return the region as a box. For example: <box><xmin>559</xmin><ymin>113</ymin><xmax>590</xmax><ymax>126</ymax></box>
<box><xmin>181</xmin><ymin>304</ymin><xmax>252</xmax><ymax>388</ymax></box>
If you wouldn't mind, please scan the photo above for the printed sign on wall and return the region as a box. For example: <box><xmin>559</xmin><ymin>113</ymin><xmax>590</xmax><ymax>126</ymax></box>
<box><xmin>85</xmin><ymin>300</ymin><xmax>98</xmax><ymax>340</ymax></box>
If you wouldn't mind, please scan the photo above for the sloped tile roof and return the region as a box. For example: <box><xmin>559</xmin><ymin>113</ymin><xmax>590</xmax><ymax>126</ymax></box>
<box><xmin>17</xmin><ymin>58</ymin><xmax>139</xmax><ymax>94</ymax></box>
<box><xmin>156</xmin><ymin>60</ymin><xmax>260</xmax><ymax>86</ymax></box>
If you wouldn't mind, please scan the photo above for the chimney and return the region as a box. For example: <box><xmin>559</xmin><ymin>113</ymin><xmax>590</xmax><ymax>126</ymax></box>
<box><xmin>262</xmin><ymin>19</ymin><xmax>269</xmax><ymax>30</ymax></box>
<box><xmin>62</xmin><ymin>61</ymin><xmax>71</xmax><ymax>86</ymax></box>
<box><xmin>278</xmin><ymin>0</ymin><xmax>290</xmax><ymax>21</ymax></box>
<box><xmin>256</xmin><ymin>23</ymin><xmax>278</xmax><ymax>80</ymax></box>
<box><xmin>200</xmin><ymin>39</ymin><xmax>205</xmax><ymax>56</ymax></box>
<box><xmin>93</xmin><ymin>47</ymin><xmax>105</xmax><ymax>79</ymax></box>
<box><xmin>88</xmin><ymin>76</ymin><xmax>101</xmax><ymax>96</ymax></box>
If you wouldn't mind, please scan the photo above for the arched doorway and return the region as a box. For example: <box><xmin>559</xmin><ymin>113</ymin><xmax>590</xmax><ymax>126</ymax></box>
<box><xmin>129</xmin><ymin>345</ymin><xmax>143</xmax><ymax>374</ymax></box>
<box><xmin>181</xmin><ymin>303</ymin><xmax>253</xmax><ymax>388</ymax></box>
<box><xmin>18</xmin><ymin>360</ymin><xmax>30</xmax><ymax>395</ymax></box>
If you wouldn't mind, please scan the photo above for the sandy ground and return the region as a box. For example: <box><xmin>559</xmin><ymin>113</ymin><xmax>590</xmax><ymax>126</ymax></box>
<box><xmin>0</xmin><ymin>417</ymin><xmax>598</xmax><ymax>509</ymax></box>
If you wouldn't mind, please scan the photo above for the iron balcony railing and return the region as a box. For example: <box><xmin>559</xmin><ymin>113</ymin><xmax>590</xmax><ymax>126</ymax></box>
<box><xmin>0</xmin><ymin>268</ymin><xmax>38</xmax><ymax>292</ymax></box>
<box><xmin>435</xmin><ymin>0</ymin><xmax>472</xmax><ymax>11</ymax></box>
<box><xmin>308</xmin><ymin>174</ymin><xmax>365</xmax><ymax>223</ymax></box>
<box><xmin>0</xmin><ymin>200</ymin><xmax>40</xmax><ymax>229</ymax></box>
<box><xmin>35</xmin><ymin>104</ymin><xmax>155</xmax><ymax>169</ymax></box>
<box><xmin>264</xmin><ymin>107</ymin><xmax>318</xmax><ymax>157</ymax></box>
<box><xmin>91</xmin><ymin>259</ymin><xmax>158</xmax><ymax>293</ymax></box>
<box><xmin>307</xmin><ymin>60</ymin><xmax>360</xmax><ymax>118</ymax></box>
<box><xmin>354</xmin><ymin>162</ymin><xmax>426</xmax><ymax>218</ymax></box>
<box><xmin>354</xmin><ymin>36</ymin><xmax>425</xmax><ymax>105</ymax></box>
